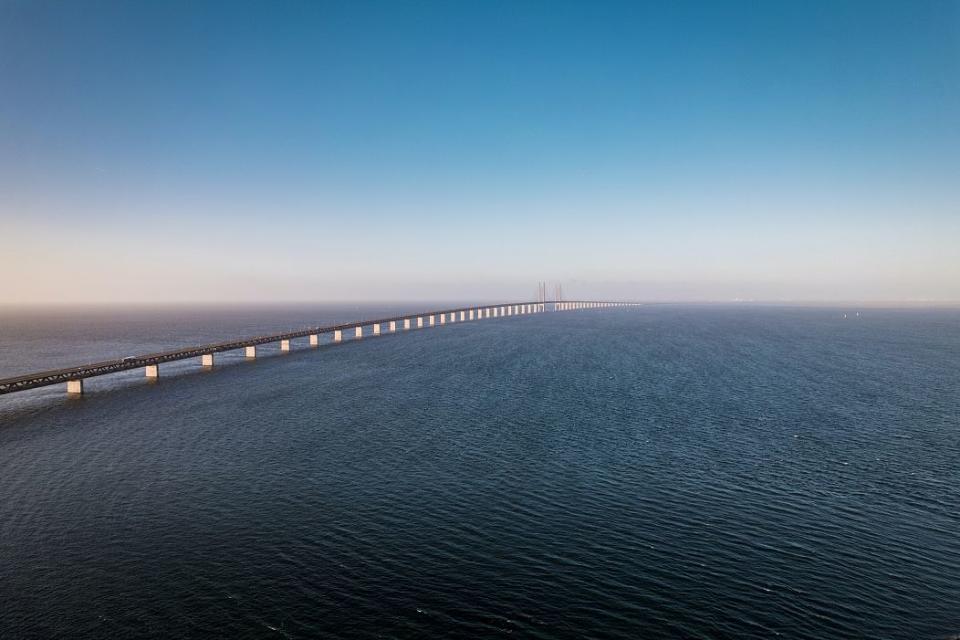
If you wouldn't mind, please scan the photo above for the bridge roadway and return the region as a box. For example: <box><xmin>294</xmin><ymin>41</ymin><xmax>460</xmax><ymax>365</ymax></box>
<box><xmin>0</xmin><ymin>301</ymin><xmax>636</xmax><ymax>396</ymax></box>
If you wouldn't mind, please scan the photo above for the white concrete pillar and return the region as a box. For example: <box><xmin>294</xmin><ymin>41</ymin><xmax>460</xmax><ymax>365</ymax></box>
<box><xmin>404</xmin><ymin>318</ymin><xmax>411</xmax><ymax>330</ymax></box>
<box><xmin>310</xmin><ymin>334</ymin><xmax>319</xmax><ymax>346</ymax></box>
<box><xmin>492</xmin><ymin>308</ymin><xmax>498</xmax><ymax>318</ymax></box>
<box><xmin>469</xmin><ymin>309</ymin><xmax>474</xmax><ymax>320</ymax></box>
<box><xmin>389</xmin><ymin>320</ymin><xmax>397</xmax><ymax>332</ymax></box>
<box><xmin>373</xmin><ymin>323</ymin><xmax>381</xmax><ymax>335</ymax></box>
<box><xmin>355</xmin><ymin>326</ymin><xmax>363</xmax><ymax>338</ymax></box>
<box><xmin>145</xmin><ymin>364</ymin><xmax>159</xmax><ymax>378</ymax></box>
<box><xmin>500</xmin><ymin>306</ymin><xmax>506</xmax><ymax>316</ymax></box>
<box><xmin>440</xmin><ymin>314</ymin><xmax>446</xmax><ymax>325</ymax></box>
<box><xmin>334</xmin><ymin>330</ymin><xmax>342</xmax><ymax>342</ymax></box>
<box><xmin>460</xmin><ymin>310</ymin><xmax>466</xmax><ymax>321</ymax></box>
<box><xmin>67</xmin><ymin>379</ymin><xmax>84</xmax><ymax>395</ymax></box>
<box><xmin>201</xmin><ymin>354</ymin><xmax>214</xmax><ymax>367</ymax></box>
<box><xmin>245</xmin><ymin>346</ymin><xmax>257</xmax><ymax>358</ymax></box>
<box><xmin>429</xmin><ymin>315</ymin><xmax>435</xmax><ymax>326</ymax></box>
<box><xmin>417</xmin><ymin>317</ymin><xmax>424</xmax><ymax>328</ymax></box>
<box><xmin>280</xmin><ymin>339</ymin><xmax>291</xmax><ymax>352</ymax></box>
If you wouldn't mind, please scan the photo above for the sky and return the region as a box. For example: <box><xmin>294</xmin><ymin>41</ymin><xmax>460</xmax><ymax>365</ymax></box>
<box><xmin>1</xmin><ymin>0</ymin><xmax>958</xmax><ymax>304</ymax></box>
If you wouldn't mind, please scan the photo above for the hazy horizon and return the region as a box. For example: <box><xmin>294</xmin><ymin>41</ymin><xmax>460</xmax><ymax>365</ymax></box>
<box><xmin>2</xmin><ymin>1</ymin><xmax>958</xmax><ymax>305</ymax></box>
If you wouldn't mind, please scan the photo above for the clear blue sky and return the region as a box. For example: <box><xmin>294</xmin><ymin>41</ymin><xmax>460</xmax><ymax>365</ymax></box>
<box><xmin>1</xmin><ymin>0</ymin><xmax>957</xmax><ymax>303</ymax></box>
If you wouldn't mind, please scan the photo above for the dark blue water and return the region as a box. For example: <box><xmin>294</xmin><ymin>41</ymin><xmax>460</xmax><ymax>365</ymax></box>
<box><xmin>1</xmin><ymin>305</ymin><xmax>958</xmax><ymax>639</ymax></box>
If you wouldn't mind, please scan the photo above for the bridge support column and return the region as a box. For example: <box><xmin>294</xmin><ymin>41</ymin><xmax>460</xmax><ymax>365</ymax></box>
<box><xmin>417</xmin><ymin>317</ymin><xmax>423</xmax><ymax>328</ymax></box>
<box><xmin>245</xmin><ymin>346</ymin><xmax>257</xmax><ymax>358</ymax></box>
<box><xmin>429</xmin><ymin>315</ymin><xmax>435</xmax><ymax>326</ymax></box>
<box><xmin>145</xmin><ymin>365</ymin><xmax>159</xmax><ymax>378</ymax></box>
<box><xmin>355</xmin><ymin>326</ymin><xmax>363</xmax><ymax>339</ymax></box>
<box><xmin>405</xmin><ymin>318</ymin><xmax>411</xmax><ymax>330</ymax></box>
<box><xmin>280</xmin><ymin>339</ymin><xmax>291</xmax><ymax>352</ymax></box>
<box><xmin>67</xmin><ymin>379</ymin><xmax>84</xmax><ymax>395</ymax></box>
<box><xmin>469</xmin><ymin>309</ymin><xmax>474</xmax><ymax>320</ymax></box>
<box><xmin>334</xmin><ymin>330</ymin><xmax>342</xmax><ymax>342</ymax></box>
<box><xmin>202</xmin><ymin>354</ymin><xmax>214</xmax><ymax>367</ymax></box>
<box><xmin>310</xmin><ymin>334</ymin><xmax>319</xmax><ymax>346</ymax></box>
<box><xmin>460</xmin><ymin>311</ymin><xmax>466</xmax><ymax>321</ymax></box>
<box><xmin>373</xmin><ymin>323</ymin><xmax>381</xmax><ymax>335</ymax></box>
<box><xmin>440</xmin><ymin>314</ymin><xmax>446</xmax><ymax>325</ymax></box>
<box><xmin>389</xmin><ymin>321</ymin><xmax>397</xmax><ymax>332</ymax></box>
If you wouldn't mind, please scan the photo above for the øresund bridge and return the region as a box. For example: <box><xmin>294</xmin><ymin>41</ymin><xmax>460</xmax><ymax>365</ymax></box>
<box><xmin>0</xmin><ymin>301</ymin><xmax>638</xmax><ymax>397</ymax></box>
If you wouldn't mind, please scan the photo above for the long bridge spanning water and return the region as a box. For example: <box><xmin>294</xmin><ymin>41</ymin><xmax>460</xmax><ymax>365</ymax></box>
<box><xmin>0</xmin><ymin>301</ymin><xmax>638</xmax><ymax>397</ymax></box>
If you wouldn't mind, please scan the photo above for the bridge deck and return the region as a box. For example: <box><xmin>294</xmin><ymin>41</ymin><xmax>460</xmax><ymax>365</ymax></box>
<box><xmin>0</xmin><ymin>301</ymin><xmax>625</xmax><ymax>395</ymax></box>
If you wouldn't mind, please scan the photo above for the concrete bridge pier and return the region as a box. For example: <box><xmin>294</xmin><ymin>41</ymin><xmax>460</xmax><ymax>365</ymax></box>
<box><xmin>469</xmin><ymin>309</ymin><xmax>474</xmax><ymax>320</ymax></box>
<box><xmin>355</xmin><ymin>326</ymin><xmax>363</xmax><ymax>339</ymax></box>
<box><xmin>429</xmin><ymin>315</ymin><xmax>435</xmax><ymax>326</ymax></box>
<box><xmin>460</xmin><ymin>311</ymin><xmax>466</xmax><ymax>321</ymax></box>
<box><xmin>67</xmin><ymin>379</ymin><xmax>84</xmax><ymax>395</ymax></box>
<box><xmin>145</xmin><ymin>365</ymin><xmax>159</xmax><ymax>378</ymax></box>
<box><xmin>334</xmin><ymin>330</ymin><xmax>342</xmax><ymax>343</ymax></box>
<box><xmin>389</xmin><ymin>321</ymin><xmax>397</xmax><ymax>332</ymax></box>
<box><xmin>373</xmin><ymin>323</ymin><xmax>381</xmax><ymax>336</ymax></box>
<box><xmin>245</xmin><ymin>346</ymin><xmax>257</xmax><ymax>358</ymax></box>
<box><xmin>440</xmin><ymin>314</ymin><xmax>446</xmax><ymax>325</ymax></box>
<box><xmin>201</xmin><ymin>354</ymin><xmax>214</xmax><ymax>367</ymax></box>
<box><xmin>280</xmin><ymin>339</ymin><xmax>291</xmax><ymax>352</ymax></box>
<box><xmin>404</xmin><ymin>318</ymin><xmax>411</xmax><ymax>330</ymax></box>
<box><xmin>417</xmin><ymin>317</ymin><xmax>424</xmax><ymax>328</ymax></box>
<box><xmin>310</xmin><ymin>334</ymin><xmax>319</xmax><ymax>346</ymax></box>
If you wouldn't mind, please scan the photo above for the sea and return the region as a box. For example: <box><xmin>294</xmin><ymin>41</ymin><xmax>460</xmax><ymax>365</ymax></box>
<box><xmin>1</xmin><ymin>304</ymin><xmax>958</xmax><ymax>639</ymax></box>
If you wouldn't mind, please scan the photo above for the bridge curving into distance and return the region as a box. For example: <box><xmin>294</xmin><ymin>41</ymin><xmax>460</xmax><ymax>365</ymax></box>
<box><xmin>0</xmin><ymin>301</ymin><xmax>639</xmax><ymax>397</ymax></box>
